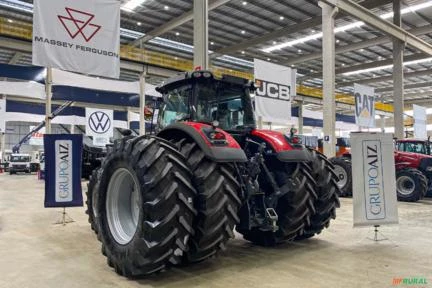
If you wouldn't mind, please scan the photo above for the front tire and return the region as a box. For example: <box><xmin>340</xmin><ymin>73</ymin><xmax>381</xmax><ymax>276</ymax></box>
<box><xmin>396</xmin><ymin>168</ymin><xmax>427</xmax><ymax>202</ymax></box>
<box><xmin>95</xmin><ymin>136</ymin><xmax>196</xmax><ymax>277</ymax></box>
<box><xmin>86</xmin><ymin>167</ymin><xmax>102</xmax><ymax>235</ymax></box>
<box><xmin>330</xmin><ymin>157</ymin><xmax>352</xmax><ymax>197</ymax></box>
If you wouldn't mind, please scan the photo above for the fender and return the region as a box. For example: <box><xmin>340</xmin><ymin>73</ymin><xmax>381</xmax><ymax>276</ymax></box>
<box><xmin>250</xmin><ymin>129</ymin><xmax>311</xmax><ymax>162</ymax></box>
<box><xmin>158</xmin><ymin>122</ymin><xmax>247</xmax><ymax>163</ymax></box>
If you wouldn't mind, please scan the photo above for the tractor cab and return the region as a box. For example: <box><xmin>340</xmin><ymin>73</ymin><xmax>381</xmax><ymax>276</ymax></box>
<box><xmin>157</xmin><ymin>70</ymin><xmax>256</xmax><ymax>136</ymax></box>
<box><xmin>396</xmin><ymin>139</ymin><xmax>431</xmax><ymax>155</ymax></box>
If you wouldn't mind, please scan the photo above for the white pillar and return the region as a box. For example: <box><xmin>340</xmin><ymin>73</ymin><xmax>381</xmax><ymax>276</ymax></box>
<box><xmin>70</xmin><ymin>124</ymin><xmax>75</xmax><ymax>134</ymax></box>
<box><xmin>380</xmin><ymin>115</ymin><xmax>386</xmax><ymax>133</ymax></box>
<box><xmin>139</xmin><ymin>72</ymin><xmax>146</xmax><ymax>136</ymax></box>
<box><xmin>393</xmin><ymin>0</ymin><xmax>404</xmax><ymax>139</ymax></box>
<box><xmin>319</xmin><ymin>1</ymin><xmax>338</xmax><ymax>158</ymax></box>
<box><xmin>298</xmin><ymin>102</ymin><xmax>304</xmax><ymax>134</ymax></box>
<box><xmin>193</xmin><ymin>0</ymin><xmax>209</xmax><ymax>69</ymax></box>
<box><xmin>45</xmin><ymin>68</ymin><xmax>52</xmax><ymax>134</ymax></box>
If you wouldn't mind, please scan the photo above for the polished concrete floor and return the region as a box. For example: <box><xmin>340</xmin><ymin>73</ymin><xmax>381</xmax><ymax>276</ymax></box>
<box><xmin>1</xmin><ymin>173</ymin><xmax>432</xmax><ymax>288</ymax></box>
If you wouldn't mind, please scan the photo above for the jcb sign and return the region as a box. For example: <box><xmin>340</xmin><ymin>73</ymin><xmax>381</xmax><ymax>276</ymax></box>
<box><xmin>354</xmin><ymin>83</ymin><xmax>375</xmax><ymax>128</ymax></box>
<box><xmin>255</xmin><ymin>79</ymin><xmax>290</xmax><ymax>101</ymax></box>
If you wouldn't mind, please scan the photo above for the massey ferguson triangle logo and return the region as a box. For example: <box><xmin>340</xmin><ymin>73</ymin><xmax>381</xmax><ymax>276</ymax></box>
<box><xmin>88</xmin><ymin>111</ymin><xmax>111</xmax><ymax>134</ymax></box>
<box><xmin>58</xmin><ymin>7</ymin><xmax>101</xmax><ymax>42</ymax></box>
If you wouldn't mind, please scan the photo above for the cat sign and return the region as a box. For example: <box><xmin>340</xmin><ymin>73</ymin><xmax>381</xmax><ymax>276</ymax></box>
<box><xmin>354</xmin><ymin>83</ymin><xmax>376</xmax><ymax>128</ymax></box>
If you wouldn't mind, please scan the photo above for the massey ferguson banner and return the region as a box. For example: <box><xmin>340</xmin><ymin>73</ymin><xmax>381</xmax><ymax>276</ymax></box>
<box><xmin>351</xmin><ymin>132</ymin><xmax>398</xmax><ymax>227</ymax></box>
<box><xmin>254</xmin><ymin>59</ymin><xmax>296</xmax><ymax>124</ymax></box>
<box><xmin>85</xmin><ymin>108</ymin><xmax>113</xmax><ymax>146</ymax></box>
<box><xmin>354</xmin><ymin>83</ymin><xmax>376</xmax><ymax>128</ymax></box>
<box><xmin>44</xmin><ymin>134</ymin><xmax>83</xmax><ymax>207</ymax></box>
<box><xmin>32</xmin><ymin>0</ymin><xmax>120</xmax><ymax>78</ymax></box>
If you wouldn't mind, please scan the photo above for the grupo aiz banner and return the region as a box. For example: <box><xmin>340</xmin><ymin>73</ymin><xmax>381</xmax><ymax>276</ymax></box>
<box><xmin>44</xmin><ymin>134</ymin><xmax>83</xmax><ymax>208</ymax></box>
<box><xmin>254</xmin><ymin>59</ymin><xmax>296</xmax><ymax>124</ymax></box>
<box><xmin>351</xmin><ymin>132</ymin><xmax>398</xmax><ymax>227</ymax></box>
<box><xmin>354</xmin><ymin>83</ymin><xmax>376</xmax><ymax>128</ymax></box>
<box><xmin>32</xmin><ymin>0</ymin><xmax>120</xmax><ymax>78</ymax></box>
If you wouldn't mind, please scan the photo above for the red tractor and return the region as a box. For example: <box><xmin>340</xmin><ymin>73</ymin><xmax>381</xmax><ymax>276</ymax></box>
<box><xmin>331</xmin><ymin>140</ymin><xmax>432</xmax><ymax>202</ymax></box>
<box><xmin>86</xmin><ymin>71</ymin><xmax>340</xmax><ymax>277</ymax></box>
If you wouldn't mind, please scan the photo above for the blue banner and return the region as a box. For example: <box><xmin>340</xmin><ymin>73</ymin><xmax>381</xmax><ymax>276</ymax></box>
<box><xmin>44</xmin><ymin>134</ymin><xmax>83</xmax><ymax>208</ymax></box>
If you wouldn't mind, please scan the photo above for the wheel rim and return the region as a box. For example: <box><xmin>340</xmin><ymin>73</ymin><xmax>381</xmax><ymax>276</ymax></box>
<box><xmin>106</xmin><ymin>168</ymin><xmax>140</xmax><ymax>245</ymax></box>
<box><xmin>333</xmin><ymin>164</ymin><xmax>348</xmax><ymax>188</ymax></box>
<box><xmin>396</xmin><ymin>175</ymin><xmax>415</xmax><ymax>196</ymax></box>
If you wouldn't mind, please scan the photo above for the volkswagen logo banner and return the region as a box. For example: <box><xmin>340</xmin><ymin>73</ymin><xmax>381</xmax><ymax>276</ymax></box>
<box><xmin>44</xmin><ymin>134</ymin><xmax>83</xmax><ymax>208</ymax></box>
<box><xmin>85</xmin><ymin>108</ymin><xmax>113</xmax><ymax>146</ymax></box>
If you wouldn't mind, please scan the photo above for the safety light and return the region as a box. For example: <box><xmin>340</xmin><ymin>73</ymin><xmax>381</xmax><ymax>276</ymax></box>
<box><xmin>202</xmin><ymin>72</ymin><xmax>212</xmax><ymax>78</ymax></box>
<box><xmin>210</xmin><ymin>131</ymin><xmax>226</xmax><ymax>140</ymax></box>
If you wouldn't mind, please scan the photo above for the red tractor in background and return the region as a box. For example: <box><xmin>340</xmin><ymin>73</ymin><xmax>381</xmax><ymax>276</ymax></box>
<box><xmin>85</xmin><ymin>71</ymin><xmax>340</xmax><ymax>277</ymax></box>
<box><xmin>331</xmin><ymin>138</ymin><xmax>432</xmax><ymax>202</ymax></box>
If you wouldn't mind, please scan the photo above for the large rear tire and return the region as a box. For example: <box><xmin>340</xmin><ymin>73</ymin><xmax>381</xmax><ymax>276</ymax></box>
<box><xmin>86</xmin><ymin>167</ymin><xmax>102</xmax><ymax>235</ymax></box>
<box><xmin>296</xmin><ymin>149</ymin><xmax>340</xmax><ymax>240</ymax></box>
<box><xmin>174</xmin><ymin>138</ymin><xmax>242</xmax><ymax>263</ymax></box>
<box><xmin>396</xmin><ymin>168</ymin><xmax>427</xmax><ymax>202</ymax></box>
<box><xmin>237</xmin><ymin>161</ymin><xmax>317</xmax><ymax>246</ymax></box>
<box><xmin>330</xmin><ymin>157</ymin><xmax>352</xmax><ymax>197</ymax></box>
<box><xmin>95</xmin><ymin>136</ymin><xmax>196</xmax><ymax>277</ymax></box>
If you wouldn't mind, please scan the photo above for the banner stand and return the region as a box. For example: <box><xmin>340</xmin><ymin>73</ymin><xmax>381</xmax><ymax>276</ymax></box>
<box><xmin>53</xmin><ymin>207</ymin><xmax>74</xmax><ymax>226</ymax></box>
<box><xmin>367</xmin><ymin>225</ymin><xmax>389</xmax><ymax>242</ymax></box>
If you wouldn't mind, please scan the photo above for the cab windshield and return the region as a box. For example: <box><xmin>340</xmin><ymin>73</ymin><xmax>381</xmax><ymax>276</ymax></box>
<box><xmin>397</xmin><ymin>142</ymin><xmax>429</xmax><ymax>154</ymax></box>
<box><xmin>10</xmin><ymin>156</ymin><xmax>30</xmax><ymax>162</ymax></box>
<box><xmin>159</xmin><ymin>79</ymin><xmax>255</xmax><ymax>131</ymax></box>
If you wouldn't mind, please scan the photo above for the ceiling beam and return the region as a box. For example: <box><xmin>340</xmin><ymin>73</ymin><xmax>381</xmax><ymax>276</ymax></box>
<box><xmin>0</xmin><ymin>37</ymin><xmax>178</xmax><ymax>78</ymax></box>
<box><xmin>337</xmin><ymin>68</ymin><xmax>432</xmax><ymax>87</ymax></box>
<box><xmin>211</xmin><ymin>0</ymin><xmax>392</xmax><ymax>57</ymax></box>
<box><xmin>8</xmin><ymin>52</ymin><xmax>22</xmax><ymax>64</ymax></box>
<box><xmin>376</xmin><ymin>82</ymin><xmax>432</xmax><ymax>93</ymax></box>
<box><xmin>131</xmin><ymin>0</ymin><xmax>230</xmax><ymax>46</ymax></box>
<box><xmin>321</xmin><ymin>0</ymin><xmax>432</xmax><ymax>56</ymax></box>
<box><xmin>300</xmin><ymin>53</ymin><xmax>427</xmax><ymax>80</ymax></box>
<box><xmin>285</xmin><ymin>25</ymin><xmax>432</xmax><ymax>65</ymax></box>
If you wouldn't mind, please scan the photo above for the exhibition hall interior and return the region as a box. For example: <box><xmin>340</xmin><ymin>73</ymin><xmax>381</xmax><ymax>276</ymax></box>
<box><xmin>0</xmin><ymin>0</ymin><xmax>432</xmax><ymax>287</ymax></box>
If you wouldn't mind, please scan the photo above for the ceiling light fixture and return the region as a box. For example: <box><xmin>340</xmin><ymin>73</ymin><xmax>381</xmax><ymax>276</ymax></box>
<box><xmin>164</xmin><ymin>5</ymin><xmax>169</xmax><ymax>10</ymax></box>
<box><xmin>137</xmin><ymin>22</ymin><xmax>142</xmax><ymax>26</ymax></box>
<box><xmin>121</xmin><ymin>0</ymin><xmax>147</xmax><ymax>12</ymax></box>
<box><xmin>175</xmin><ymin>32</ymin><xmax>180</xmax><ymax>36</ymax></box>
<box><xmin>242</xmin><ymin>1</ymin><xmax>247</xmax><ymax>5</ymax></box>
<box><xmin>279</xmin><ymin>16</ymin><xmax>284</xmax><ymax>20</ymax></box>
<box><xmin>262</xmin><ymin>1</ymin><xmax>432</xmax><ymax>53</ymax></box>
<box><xmin>241</xmin><ymin>30</ymin><xmax>246</xmax><ymax>34</ymax></box>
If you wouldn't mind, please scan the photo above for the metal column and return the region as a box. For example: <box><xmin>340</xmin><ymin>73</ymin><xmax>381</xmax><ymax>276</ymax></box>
<box><xmin>393</xmin><ymin>0</ymin><xmax>405</xmax><ymax>139</ymax></box>
<box><xmin>298</xmin><ymin>102</ymin><xmax>304</xmax><ymax>134</ymax></box>
<box><xmin>193</xmin><ymin>0</ymin><xmax>209</xmax><ymax>69</ymax></box>
<box><xmin>319</xmin><ymin>1</ymin><xmax>337</xmax><ymax>158</ymax></box>
<box><xmin>45</xmin><ymin>68</ymin><xmax>52</xmax><ymax>134</ymax></box>
<box><xmin>139</xmin><ymin>72</ymin><xmax>146</xmax><ymax>136</ymax></box>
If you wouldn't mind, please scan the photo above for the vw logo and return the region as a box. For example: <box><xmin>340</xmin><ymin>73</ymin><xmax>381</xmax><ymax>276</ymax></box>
<box><xmin>88</xmin><ymin>111</ymin><xmax>111</xmax><ymax>134</ymax></box>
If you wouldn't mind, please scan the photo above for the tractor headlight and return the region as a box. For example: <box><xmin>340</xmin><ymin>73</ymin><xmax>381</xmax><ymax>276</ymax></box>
<box><xmin>426</xmin><ymin>166</ymin><xmax>432</xmax><ymax>172</ymax></box>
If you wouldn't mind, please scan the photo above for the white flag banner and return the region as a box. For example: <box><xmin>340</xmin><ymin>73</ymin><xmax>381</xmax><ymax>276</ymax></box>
<box><xmin>0</xmin><ymin>98</ymin><xmax>5</xmax><ymax>133</ymax></box>
<box><xmin>413</xmin><ymin>104</ymin><xmax>427</xmax><ymax>139</ymax></box>
<box><xmin>254</xmin><ymin>59</ymin><xmax>295</xmax><ymax>124</ymax></box>
<box><xmin>354</xmin><ymin>83</ymin><xmax>376</xmax><ymax>128</ymax></box>
<box><xmin>351</xmin><ymin>132</ymin><xmax>398</xmax><ymax>227</ymax></box>
<box><xmin>86</xmin><ymin>108</ymin><xmax>113</xmax><ymax>146</ymax></box>
<box><xmin>33</xmin><ymin>0</ymin><xmax>120</xmax><ymax>78</ymax></box>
